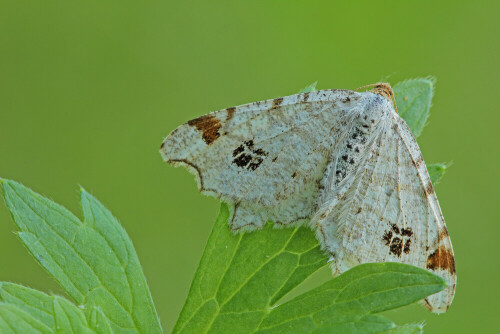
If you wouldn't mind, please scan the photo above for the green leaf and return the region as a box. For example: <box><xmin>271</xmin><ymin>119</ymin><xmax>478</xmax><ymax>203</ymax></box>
<box><xmin>52</xmin><ymin>298</ymin><xmax>94</xmax><ymax>334</ymax></box>
<box><xmin>395</xmin><ymin>79</ymin><xmax>448</xmax><ymax>186</ymax></box>
<box><xmin>427</xmin><ymin>163</ymin><xmax>448</xmax><ymax>185</ymax></box>
<box><xmin>173</xmin><ymin>204</ymin><xmax>446</xmax><ymax>334</ymax></box>
<box><xmin>298</xmin><ymin>82</ymin><xmax>317</xmax><ymax>93</ymax></box>
<box><xmin>394</xmin><ymin>77</ymin><xmax>435</xmax><ymax>138</ymax></box>
<box><xmin>88</xmin><ymin>307</ymin><xmax>114</xmax><ymax>334</ymax></box>
<box><xmin>172</xmin><ymin>203</ymin><xmax>328</xmax><ymax>334</ymax></box>
<box><xmin>0</xmin><ymin>179</ymin><xmax>162</xmax><ymax>334</ymax></box>
<box><xmin>0</xmin><ymin>282</ymin><xmax>58</xmax><ymax>329</ymax></box>
<box><xmin>255</xmin><ymin>263</ymin><xmax>445</xmax><ymax>334</ymax></box>
<box><xmin>0</xmin><ymin>303</ymin><xmax>53</xmax><ymax>334</ymax></box>
<box><xmin>0</xmin><ymin>282</ymin><xmax>110</xmax><ymax>334</ymax></box>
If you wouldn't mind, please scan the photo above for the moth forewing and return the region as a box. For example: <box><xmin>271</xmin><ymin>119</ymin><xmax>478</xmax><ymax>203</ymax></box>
<box><xmin>161</xmin><ymin>89</ymin><xmax>367</xmax><ymax>228</ymax></box>
<box><xmin>160</xmin><ymin>83</ymin><xmax>456</xmax><ymax>313</ymax></box>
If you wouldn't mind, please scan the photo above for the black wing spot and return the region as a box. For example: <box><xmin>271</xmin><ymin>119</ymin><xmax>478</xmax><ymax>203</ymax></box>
<box><xmin>401</xmin><ymin>228</ymin><xmax>413</xmax><ymax>237</ymax></box>
<box><xmin>272</xmin><ymin>97</ymin><xmax>284</xmax><ymax>108</ymax></box>
<box><xmin>382</xmin><ymin>231</ymin><xmax>393</xmax><ymax>245</ymax></box>
<box><xmin>232</xmin><ymin>140</ymin><xmax>268</xmax><ymax>171</ymax></box>
<box><xmin>233</xmin><ymin>145</ymin><xmax>244</xmax><ymax>157</ymax></box>
<box><xmin>384</xmin><ymin>225</ymin><xmax>413</xmax><ymax>257</ymax></box>
<box><xmin>403</xmin><ymin>239</ymin><xmax>411</xmax><ymax>254</ymax></box>
<box><xmin>382</xmin><ymin>231</ymin><xmax>392</xmax><ymax>246</ymax></box>
<box><xmin>391</xmin><ymin>224</ymin><xmax>400</xmax><ymax>234</ymax></box>
<box><xmin>233</xmin><ymin>153</ymin><xmax>252</xmax><ymax>168</ymax></box>
<box><xmin>248</xmin><ymin>157</ymin><xmax>264</xmax><ymax>171</ymax></box>
<box><xmin>389</xmin><ymin>237</ymin><xmax>403</xmax><ymax>257</ymax></box>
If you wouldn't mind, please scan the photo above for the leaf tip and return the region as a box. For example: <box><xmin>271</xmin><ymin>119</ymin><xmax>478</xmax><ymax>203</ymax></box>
<box><xmin>424</xmin><ymin>75</ymin><xmax>437</xmax><ymax>87</ymax></box>
<box><xmin>298</xmin><ymin>81</ymin><xmax>318</xmax><ymax>93</ymax></box>
<box><xmin>78</xmin><ymin>186</ymin><xmax>94</xmax><ymax>204</ymax></box>
<box><xmin>78</xmin><ymin>186</ymin><xmax>87</xmax><ymax>197</ymax></box>
<box><xmin>0</xmin><ymin>178</ymin><xmax>10</xmax><ymax>191</ymax></box>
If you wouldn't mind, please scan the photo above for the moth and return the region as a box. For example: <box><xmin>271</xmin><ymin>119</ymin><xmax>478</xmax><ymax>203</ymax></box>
<box><xmin>160</xmin><ymin>83</ymin><xmax>456</xmax><ymax>313</ymax></box>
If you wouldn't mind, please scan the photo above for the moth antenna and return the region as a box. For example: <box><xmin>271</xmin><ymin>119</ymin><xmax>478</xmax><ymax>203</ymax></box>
<box><xmin>355</xmin><ymin>83</ymin><xmax>398</xmax><ymax>114</ymax></box>
<box><xmin>354</xmin><ymin>83</ymin><xmax>380</xmax><ymax>92</ymax></box>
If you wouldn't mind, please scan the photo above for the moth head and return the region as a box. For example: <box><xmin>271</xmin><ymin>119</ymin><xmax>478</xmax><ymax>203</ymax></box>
<box><xmin>355</xmin><ymin>82</ymin><xmax>398</xmax><ymax>114</ymax></box>
<box><xmin>371</xmin><ymin>83</ymin><xmax>398</xmax><ymax>114</ymax></box>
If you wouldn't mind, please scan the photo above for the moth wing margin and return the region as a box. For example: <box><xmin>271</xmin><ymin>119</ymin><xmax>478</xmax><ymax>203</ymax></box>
<box><xmin>395</xmin><ymin>116</ymin><xmax>456</xmax><ymax>313</ymax></box>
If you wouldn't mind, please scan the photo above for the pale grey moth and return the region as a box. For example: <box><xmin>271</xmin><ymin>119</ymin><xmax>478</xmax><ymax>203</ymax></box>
<box><xmin>160</xmin><ymin>83</ymin><xmax>456</xmax><ymax>313</ymax></box>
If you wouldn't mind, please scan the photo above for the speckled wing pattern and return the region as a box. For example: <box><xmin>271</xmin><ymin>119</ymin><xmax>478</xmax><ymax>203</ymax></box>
<box><xmin>160</xmin><ymin>84</ymin><xmax>456</xmax><ymax>313</ymax></box>
<box><xmin>311</xmin><ymin>110</ymin><xmax>456</xmax><ymax>313</ymax></box>
<box><xmin>161</xmin><ymin>89</ymin><xmax>366</xmax><ymax>230</ymax></box>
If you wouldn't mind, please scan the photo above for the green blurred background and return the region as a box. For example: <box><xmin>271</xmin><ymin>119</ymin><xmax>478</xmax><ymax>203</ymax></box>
<box><xmin>1</xmin><ymin>1</ymin><xmax>498</xmax><ymax>333</ymax></box>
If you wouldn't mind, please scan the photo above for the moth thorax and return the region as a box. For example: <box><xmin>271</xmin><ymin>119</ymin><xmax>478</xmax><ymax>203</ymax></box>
<box><xmin>334</xmin><ymin>117</ymin><xmax>373</xmax><ymax>185</ymax></box>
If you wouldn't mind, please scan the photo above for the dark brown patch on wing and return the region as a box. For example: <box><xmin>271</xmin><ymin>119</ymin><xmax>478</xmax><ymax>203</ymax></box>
<box><xmin>427</xmin><ymin>246</ymin><xmax>456</xmax><ymax>274</ymax></box>
<box><xmin>403</xmin><ymin>239</ymin><xmax>411</xmax><ymax>254</ymax></box>
<box><xmin>384</xmin><ymin>225</ymin><xmax>413</xmax><ymax>257</ymax></box>
<box><xmin>389</xmin><ymin>237</ymin><xmax>403</xmax><ymax>257</ymax></box>
<box><xmin>303</xmin><ymin>92</ymin><xmax>310</xmax><ymax>102</ymax></box>
<box><xmin>233</xmin><ymin>144</ymin><xmax>245</xmax><ymax>157</ymax></box>
<box><xmin>187</xmin><ymin>114</ymin><xmax>221</xmax><ymax>145</ymax></box>
<box><xmin>233</xmin><ymin>153</ymin><xmax>253</xmax><ymax>167</ymax></box>
<box><xmin>401</xmin><ymin>227</ymin><xmax>413</xmax><ymax>237</ymax></box>
<box><xmin>438</xmin><ymin>227</ymin><xmax>449</xmax><ymax>242</ymax></box>
<box><xmin>425</xmin><ymin>181</ymin><xmax>435</xmax><ymax>196</ymax></box>
<box><xmin>391</xmin><ymin>224</ymin><xmax>400</xmax><ymax>234</ymax></box>
<box><xmin>226</xmin><ymin>107</ymin><xmax>236</xmax><ymax>121</ymax></box>
<box><xmin>270</xmin><ymin>97</ymin><xmax>284</xmax><ymax>110</ymax></box>
<box><xmin>382</xmin><ymin>230</ymin><xmax>393</xmax><ymax>245</ymax></box>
